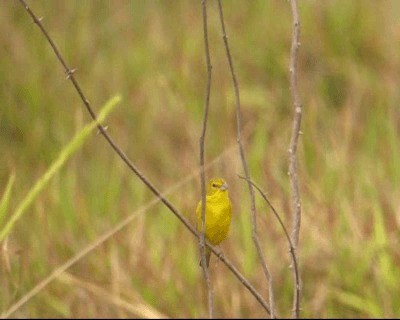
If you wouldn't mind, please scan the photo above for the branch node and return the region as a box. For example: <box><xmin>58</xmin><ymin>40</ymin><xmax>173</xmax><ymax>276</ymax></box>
<box><xmin>32</xmin><ymin>16</ymin><xmax>43</xmax><ymax>24</ymax></box>
<box><xmin>65</xmin><ymin>68</ymin><xmax>77</xmax><ymax>80</ymax></box>
<box><xmin>96</xmin><ymin>125</ymin><xmax>108</xmax><ymax>135</ymax></box>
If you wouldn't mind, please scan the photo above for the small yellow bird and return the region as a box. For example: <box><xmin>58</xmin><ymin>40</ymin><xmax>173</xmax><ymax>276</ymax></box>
<box><xmin>196</xmin><ymin>178</ymin><xmax>232</xmax><ymax>268</ymax></box>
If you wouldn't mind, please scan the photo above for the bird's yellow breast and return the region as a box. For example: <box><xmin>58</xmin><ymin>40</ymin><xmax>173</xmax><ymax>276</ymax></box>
<box><xmin>196</xmin><ymin>192</ymin><xmax>232</xmax><ymax>246</ymax></box>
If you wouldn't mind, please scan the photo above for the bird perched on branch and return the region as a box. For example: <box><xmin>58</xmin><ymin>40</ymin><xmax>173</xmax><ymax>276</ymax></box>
<box><xmin>196</xmin><ymin>177</ymin><xmax>232</xmax><ymax>268</ymax></box>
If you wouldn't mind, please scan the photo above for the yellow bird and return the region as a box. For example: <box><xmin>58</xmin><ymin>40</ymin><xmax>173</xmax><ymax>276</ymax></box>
<box><xmin>196</xmin><ymin>178</ymin><xmax>232</xmax><ymax>268</ymax></box>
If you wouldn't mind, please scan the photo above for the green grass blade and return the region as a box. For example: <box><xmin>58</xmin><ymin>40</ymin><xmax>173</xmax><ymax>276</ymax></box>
<box><xmin>0</xmin><ymin>95</ymin><xmax>121</xmax><ymax>242</ymax></box>
<box><xmin>335</xmin><ymin>289</ymin><xmax>383</xmax><ymax>318</ymax></box>
<box><xmin>0</xmin><ymin>173</ymin><xmax>16</xmax><ymax>228</ymax></box>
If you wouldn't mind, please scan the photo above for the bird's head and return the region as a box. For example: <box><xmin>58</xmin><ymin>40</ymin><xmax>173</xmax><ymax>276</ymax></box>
<box><xmin>207</xmin><ymin>178</ymin><xmax>229</xmax><ymax>196</ymax></box>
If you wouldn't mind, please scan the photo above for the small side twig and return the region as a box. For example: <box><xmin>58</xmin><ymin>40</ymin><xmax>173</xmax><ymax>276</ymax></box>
<box><xmin>217</xmin><ymin>1</ymin><xmax>275</xmax><ymax>318</ymax></box>
<box><xmin>288</xmin><ymin>0</ymin><xmax>302</xmax><ymax>318</ymax></box>
<box><xmin>239</xmin><ymin>176</ymin><xmax>300</xmax><ymax>319</ymax></box>
<box><xmin>199</xmin><ymin>0</ymin><xmax>214</xmax><ymax>318</ymax></box>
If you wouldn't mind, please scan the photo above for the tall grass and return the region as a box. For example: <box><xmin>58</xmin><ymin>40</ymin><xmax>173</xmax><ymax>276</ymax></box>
<box><xmin>0</xmin><ymin>1</ymin><xmax>399</xmax><ymax>318</ymax></box>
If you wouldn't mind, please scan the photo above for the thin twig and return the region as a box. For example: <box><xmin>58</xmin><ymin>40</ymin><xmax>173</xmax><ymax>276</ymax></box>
<box><xmin>239</xmin><ymin>176</ymin><xmax>301</xmax><ymax>319</ymax></box>
<box><xmin>199</xmin><ymin>0</ymin><xmax>214</xmax><ymax>318</ymax></box>
<box><xmin>288</xmin><ymin>0</ymin><xmax>302</xmax><ymax>318</ymax></box>
<box><xmin>17</xmin><ymin>0</ymin><xmax>271</xmax><ymax>316</ymax></box>
<box><xmin>16</xmin><ymin>0</ymin><xmax>199</xmax><ymax>265</ymax></box>
<box><xmin>216</xmin><ymin>1</ymin><xmax>275</xmax><ymax>317</ymax></box>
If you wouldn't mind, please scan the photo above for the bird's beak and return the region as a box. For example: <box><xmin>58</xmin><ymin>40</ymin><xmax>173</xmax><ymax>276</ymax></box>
<box><xmin>220</xmin><ymin>183</ymin><xmax>229</xmax><ymax>191</ymax></box>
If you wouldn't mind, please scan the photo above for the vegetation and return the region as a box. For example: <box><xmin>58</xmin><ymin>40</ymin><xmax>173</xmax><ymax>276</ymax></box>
<box><xmin>1</xmin><ymin>1</ymin><xmax>399</xmax><ymax>318</ymax></box>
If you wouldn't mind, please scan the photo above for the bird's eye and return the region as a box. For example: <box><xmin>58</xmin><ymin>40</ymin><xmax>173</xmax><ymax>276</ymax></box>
<box><xmin>212</xmin><ymin>183</ymin><xmax>217</xmax><ymax>187</ymax></box>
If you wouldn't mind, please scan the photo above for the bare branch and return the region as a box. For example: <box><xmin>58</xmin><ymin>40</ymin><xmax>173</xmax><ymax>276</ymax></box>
<box><xmin>199</xmin><ymin>0</ymin><xmax>214</xmax><ymax>318</ymax></box>
<box><xmin>17</xmin><ymin>0</ymin><xmax>271</xmax><ymax>316</ymax></box>
<box><xmin>288</xmin><ymin>0</ymin><xmax>303</xmax><ymax>317</ymax></box>
<box><xmin>216</xmin><ymin>1</ymin><xmax>275</xmax><ymax>317</ymax></box>
<box><xmin>239</xmin><ymin>175</ymin><xmax>301</xmax><ymax>319</ymax></box>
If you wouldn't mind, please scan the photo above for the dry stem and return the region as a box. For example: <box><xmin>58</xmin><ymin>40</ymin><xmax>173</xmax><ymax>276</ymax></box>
<box><xmin>199</xmin><ymin>0</ymin><xmax>214</xmax><ymax>318</ymax></box>
<box><xmin>217</xmin><ymin>0</ymin><xmax>275</xmax><ymax>317</ymax></box>
<box><xmin>288</xmin><ymin>0</ymin><xmax>302</xmax><ymax>317</ymax></box>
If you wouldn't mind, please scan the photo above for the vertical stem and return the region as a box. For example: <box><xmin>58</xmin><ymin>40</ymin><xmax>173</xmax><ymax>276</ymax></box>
<box><xmin>288</xmin><ymin>0</ymin><xmax>302</xmax><ymax>318</ymax></box>
<box><xmin>217</xmin><ymin>1</ymin><xmax>275</xmax><ymax>318</ymax></box>
<box><xmin>199</xmin><ymin>0</ymin><xmax>214</xmax><ymax>318</ymax></box>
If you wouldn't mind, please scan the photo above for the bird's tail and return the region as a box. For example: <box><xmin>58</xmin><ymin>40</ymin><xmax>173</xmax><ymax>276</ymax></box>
<box><xmin>199</xmin><ymin>247</ymin><xmax>211</xmax><ymax>268</ymax></box>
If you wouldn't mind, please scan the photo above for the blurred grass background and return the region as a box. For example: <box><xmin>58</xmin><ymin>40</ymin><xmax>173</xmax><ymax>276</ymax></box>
<box><xmin>1</xmin><ymin>0</ymin><xmax>400</xmax><ymax>318</ymax></box>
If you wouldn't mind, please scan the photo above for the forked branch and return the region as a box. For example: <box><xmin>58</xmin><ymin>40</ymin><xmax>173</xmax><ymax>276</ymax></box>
<box><xmin>239</xmin><ymin>176</ymin><xmax>300</xmax><ymax>318</ymax></box>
